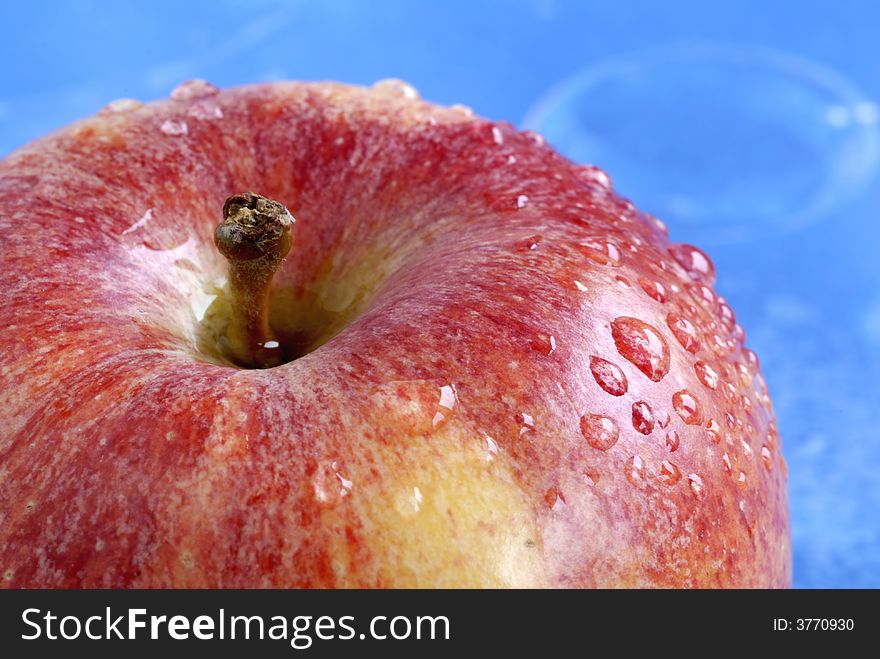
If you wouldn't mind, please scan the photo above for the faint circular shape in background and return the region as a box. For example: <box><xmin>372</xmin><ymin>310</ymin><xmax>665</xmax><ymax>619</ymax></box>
<box><xmin>523</xmin><ymin>44</ymin><xmax>880</xmax><ymax>244</ymax></box>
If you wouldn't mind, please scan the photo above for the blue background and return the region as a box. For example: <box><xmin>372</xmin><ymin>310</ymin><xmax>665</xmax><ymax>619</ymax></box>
<box><xmin>2</xmin><ymin>1</ymin><xmax>877</xmax><ymax>588</ymax></box>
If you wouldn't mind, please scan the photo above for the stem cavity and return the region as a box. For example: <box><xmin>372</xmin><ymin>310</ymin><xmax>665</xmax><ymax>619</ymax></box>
<box><xmin>214</xmin><ymin>192</ymin><xmax>294</xmax><ymax>368</ymax></box>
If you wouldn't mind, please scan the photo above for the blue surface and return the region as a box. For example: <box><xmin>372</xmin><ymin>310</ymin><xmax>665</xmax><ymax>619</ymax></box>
<box><xmin>1</xmin><ymin>1</ymin><xmax>877</xmax><ymax>588</ymax></box>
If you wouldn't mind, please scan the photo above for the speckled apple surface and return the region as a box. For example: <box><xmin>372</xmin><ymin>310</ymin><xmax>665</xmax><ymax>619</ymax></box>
<box><xmin>0</xmin><ymin>81</ymin><xmax>790</xmax><ymax>587</ymax></box>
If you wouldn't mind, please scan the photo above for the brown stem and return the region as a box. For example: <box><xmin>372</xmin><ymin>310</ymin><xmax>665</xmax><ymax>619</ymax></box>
<box><xmin>214</xmin><ymin>192</ymin><xmax>294</xmax><ymax>368</ymax></box>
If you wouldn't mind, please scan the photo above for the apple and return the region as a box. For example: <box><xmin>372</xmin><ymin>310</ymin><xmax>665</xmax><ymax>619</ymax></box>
<box><xmin>0</xmin><ymin>79</ymin><xmax>790</xmax><ymax>587</ymax></box>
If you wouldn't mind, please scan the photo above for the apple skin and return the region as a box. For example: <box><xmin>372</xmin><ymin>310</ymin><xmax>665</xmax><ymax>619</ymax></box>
<box><xmin>0</xmin><ymin>80</ymin><xmax>790</xmax><ymax>588</ymax></box>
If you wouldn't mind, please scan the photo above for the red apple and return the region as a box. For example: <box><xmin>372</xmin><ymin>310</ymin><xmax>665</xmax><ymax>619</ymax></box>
<box><xmin>0</xmin><ymin>79</ymin><xmax>790</xmax><ymax>587</ymax></box>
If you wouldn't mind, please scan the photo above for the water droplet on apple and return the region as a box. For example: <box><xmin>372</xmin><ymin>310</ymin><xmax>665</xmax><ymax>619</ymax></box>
<box><xmin>255</xmin><ymin>339</ymin><xmax>283</xmax><ymax>362</ymax></box>
<box><xmin>687</xmin><ymin>473</ymin><xmax>705</xmax><ymax>498</ymax></box>
<box><xmin>545</xmin><ymin>487</ymin><xmax>567</xmax><ymax>511</ymax></box>
<box><xmin>577</xmin><ymin>239</ymin><xmax>621</xmax><ymax>266</ymax></box>
<box><xmin>694</xmin><ymin>360</ymin><xmax>719</xmax><ymax>390</ymax></box>
<box><xmin>722</xmin><ymin>452</ymin><xmax>733</xmax><ymax>475</ymax></box>
<box><xmin>516</xmin><ymin>412</ymin><xmax>535</xmax><ymax>436</ymax></box>
<box><xmin>432</xmin><ymin>384</ymin><xmax>457</xmax><ymax>429</ymax></box>
<box><xmin>740</xmin><ymin>395</ymin><xmax>752</xmax><ymax>414</ymax></box>
<box><xmin>450</xmin><ymin>103</ymin><xmax>474</xmax><ymax>117</ymax></box>
<box><xmin>580</xmin><ymin>413</ymin><xmax>619</xmax><ymax>451</ymax></box>
<box><xmin>666</xmin><ymin>313</ymin><xmax>700</xmax><ymax>354</ymax></box>
<box><xmin>723</xmin><ymin>382</ymin><xmax>739</xmax><ymax>404</ymax></box>
<box><xmin>160</xmin><ymin>119</ymin><xmax>188</xmax><ymax>136</ymax></box>
<box><xmin>531</xmin><ymin>333</ymin><xmax>557</xmax><ymax>356</ymax></box>
<box><xmin>611</xmin><ymin>316</ymin><xmax>670</xmax><ymax>382</ymax></box>
<box><xmin>492</xmin><ymin>125</ymin><xmax>504</xmax><ymax>145</ymax></box>
<box><xmin>485</xmin><ymin>436</ymin><xmax>499</xmax><ymax>461</ymax></box>
<box><xmin>171</xmin><ymin>79</ymin><xmax>220</xmax><ymax>100</ymax></box>
<box><xmin>589</xmin><ymin>356</ymin><xmax>628</xmax><ymax>396</ymax></box>
<box><xmin>731</xmin><ymin>322</ymin><xmax>746</xmax><ymax>346</ymax></box>
<box><xmin>761</xmin><ymin>445</ymin><xmax>774</xmax><ymax>471</ymax></box>
<box><xmin>736</xmin><ymin>470</ymin><xmax>748</xmax><ymax>490</ymax></box>
<box><xmin>522</xmin><ymin>129</ymin><xmax>546</xmax><ymax>146</ymax></box>
<box><xmin>99</xmin><ymin>98</ymin><xmax>143</xmax><ymax>114</ymax></box>
<box><xmin>336</xmin><ymin>477</ymin><xmax>354</xmax><ymax>499</ymax></box>
<box><xmin>705</xmin><ymin>419</ymin><xmax>722</xmax><ymax>444</ymax></box>
<box><xmin>371</xmin><ymin>78</ymin><xmax>419</xmax><ymax>99</ymax></box>
<box><xmin>572</xmin><ymin>164</ymin><xmax>612</xmax><ymax>190</ymax></box>
<box><xmin>625</xmin><ymin>455</ymin><xmax>645</xmax><ymax>485</ymax></box>
<box><xmin>655</xmin><ymin>411</ymin><xmax>670</xmax><ymax>429</ymax></box>
<box><xmin>716</xmin><ymin>298</ymin><xmax>736</xmax><ymax>333</ymax></box>
<box><xmin>647</xmin><ymin>214</ymin><xmax>669</xmax><ymax>236</ymax></box>
<box><xmin>709</xmin><ymin>333</ymin><xmax>730</xmax><ymax>357</ymax></box>
<box><xmin>615</xmin><ymin>275</ymin><xmax>630</xmax><ymax>288</ymax></box>
<box><xmin>574</xmin><ymin>280</ymin><xmax>588</xmax><ymax>292</ymax></box>
<box><xmin>515</xmin><ymin>234</ymin><xmax>542</xmax><ymax>252</ymax></box>
<box><xmin>734</xmin><ymin>362</ymin><xmax>753</xmax><ymax>387</ymax></box>
<box><xmin>584</xmin><ymin>467</ymin><xmax>601</xmax><ymax>486</ymax></box>
<box><xmin>672</xmin><ymin>389</ymin><xmax>702</xmax><ymax>425</ymax></box>
<box><xmin>314</xmin><ymin>461</ymin><xmax>354</xmax><ymax>503</ymax></box>
<box><xmin>659</xmin><ymin>460</ymin><xmax>682</xmax><ymax>485</ymax></box>
<box><xmin>669</xmin><ymin>243</ymin><xmax>716</xmax><ymax>285</ymax></box>
<box><xmin>638</xmin><ymin>278</ymin><xmax>668</xmax><ymax>303</ymax></box>
<box><xmin>664</xmin><ymin>430</ymin><xmax>680</xmax><ymax>452</ymax></box>
<box><xmin>631</xmin><ymin>401</ymin><xmax>654</xmax><ymax>435</ymax></box>
<box><xmin>188</xmin><ymin>101</ymin><xmax>224</xmax><ymax>120</ymax></box>
<box><xmin>725</xmin><ymin>411</ymin><xmax>737</xmax><ymax>431</ymax></box>
<box><xmin>517</xmin><ymin>194</ymin><xmax>529</xmax><ymax>208</ymax></box>
<box><xmin>741</xmin><ymin>439</ymin><xmax>754</xmax><ymax>458</ymax></box>
<box><xmin>742</xmin><ymin>348</ymin><xmax>760</xmax><ymax>372</ymax></box>
<box><xmin>625</xmin><ymin>239</ymin><xmax>641</xmax><ymax>253</ymax></box>
<box><xmin>687</xmin><ymin>283</ymin><xmax>718</xmax><ymax>311</ymax></box>
<box><xmin>438</xmin><ymin>385</ymin><xmax>457</xmax><ymax>409</ymax></box>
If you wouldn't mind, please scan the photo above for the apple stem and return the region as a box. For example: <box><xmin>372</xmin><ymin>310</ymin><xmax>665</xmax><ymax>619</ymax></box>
<box><xmin>214</xmin><ymin>192</ymin><xmax>294</xmax><ymax>368</ymax></box>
